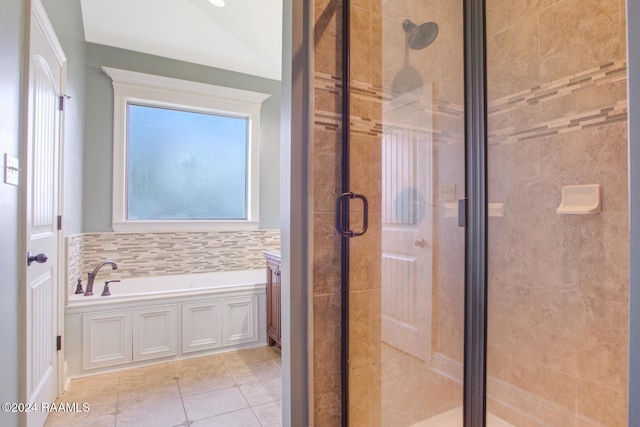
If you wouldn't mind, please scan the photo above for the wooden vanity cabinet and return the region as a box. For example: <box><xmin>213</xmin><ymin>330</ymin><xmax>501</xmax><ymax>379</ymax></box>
<box><xmin>264</xmin><ymin>251</ymin><xmax>281</xmax><ymax>347</ymax></box>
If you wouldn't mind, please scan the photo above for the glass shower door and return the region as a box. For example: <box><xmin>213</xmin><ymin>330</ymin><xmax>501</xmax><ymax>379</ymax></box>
<box><xmin>343</xmin><ymin>1</ymin><xmax>467</xmax><ymax>425</ymax></box>
<box><xmin>485</xmin><ymin>0</ymin><xmax>629</xmax><ymax>425</ymax></box>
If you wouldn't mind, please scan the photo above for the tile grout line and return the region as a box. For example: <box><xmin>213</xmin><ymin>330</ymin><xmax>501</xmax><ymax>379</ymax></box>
<box><xmin>174</xmin><ymin>374</ymin><xmax>192</xmax><ymax>427</ymax></box>
<box><xmin>113</xmin><ymin>372</ymin><xmax>121</xmax><ymax>426</ymax></box>
<box><xmin>250</xmin><ymin>404</ymin><xmax>267</xmax><ymax>427</ymax></box>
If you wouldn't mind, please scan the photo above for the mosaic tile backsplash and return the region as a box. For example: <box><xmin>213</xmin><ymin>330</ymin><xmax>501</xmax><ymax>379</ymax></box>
<box><xmin>66</xmin><ymin>230</ymin><xmax>280</xmax><ymax>294</ymax></box>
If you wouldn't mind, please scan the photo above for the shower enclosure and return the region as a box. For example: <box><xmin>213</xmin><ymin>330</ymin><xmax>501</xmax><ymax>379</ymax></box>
<box><xmin>334</xmin><ymin>0</ymin><xmax>629</xmax><ymax>425</ymax></box>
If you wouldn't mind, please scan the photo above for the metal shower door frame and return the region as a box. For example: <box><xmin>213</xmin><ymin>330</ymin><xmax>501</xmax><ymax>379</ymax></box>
<box><xmin>462</xmin><ymin>0</ymin><xmax>489</xmax><ymax>425</ymax></box>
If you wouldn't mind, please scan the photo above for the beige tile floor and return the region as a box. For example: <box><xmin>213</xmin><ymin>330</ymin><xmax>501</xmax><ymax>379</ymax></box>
<box><xmin>45</xmin><ymin>346</ymin><xmax>282</xmax><ymax>427</ymax></box>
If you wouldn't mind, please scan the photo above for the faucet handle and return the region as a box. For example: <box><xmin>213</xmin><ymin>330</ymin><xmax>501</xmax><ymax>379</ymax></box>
<box><xmin>102</xmin><ymin>280</ymin><xmax>120</xmax><ymax>297</ymax></box>
<box><xmin>74</xmin><ymin>279</ymin><xmax>84</xmax><ymax>295</ymax></box>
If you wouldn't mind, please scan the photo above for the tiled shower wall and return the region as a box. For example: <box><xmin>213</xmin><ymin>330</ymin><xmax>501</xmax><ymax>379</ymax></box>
<box><xmin>485</xmin><ymin>0</ymin><xmax>628</xmax><ymax>425</ymax></box>
<box><xmin>66</xmin><ymin>230</ymin><xmax>280</xmax><ymax>294</ymax></box>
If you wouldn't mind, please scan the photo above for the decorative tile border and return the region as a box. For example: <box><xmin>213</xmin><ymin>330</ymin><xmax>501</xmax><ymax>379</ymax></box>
<box><xmin>314</xmin><ymin>72</ymin><xmax>465</xmax><ymax>147</ymax></box>
<box><xmin>488</xmin><ymin>60</ymin><xmax>628</xmax><ymax>145</ymax></box>
<box><xmin>66</xmin><ymin>230</ymin><xmax>280</xmax><ymax>295</ymax></box>
<box><xmin>313</xmin><ymin>60</ymin><xmax>627</xmax><ymax>145</ymax></box>
<box><xmin>488</xmin><ymin>99</ymin><xmax>627</xmax><ymax>145</ymax></box>
<box><xmin>488</xmin><ymin>61</ymin><xmax>627</xmax><ymax>113</ymax></box>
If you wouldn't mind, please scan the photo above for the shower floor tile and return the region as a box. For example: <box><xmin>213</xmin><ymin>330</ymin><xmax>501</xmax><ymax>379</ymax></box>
<box><xmin>44</xmin><ymin>345</ymin><xmax>282</xmax><ymax>427</ymax></box>
<box><xmin>411</xmin><ymin>406</ymin><xmax>514</xmax><ymax>427</ymax></box>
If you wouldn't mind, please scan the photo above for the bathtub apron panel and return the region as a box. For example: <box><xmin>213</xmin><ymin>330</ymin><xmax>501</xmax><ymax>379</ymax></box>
<box><xmin>65</xmin><ymin>270</ymin><xmax>266</xmax><ymax>377</ymax></box>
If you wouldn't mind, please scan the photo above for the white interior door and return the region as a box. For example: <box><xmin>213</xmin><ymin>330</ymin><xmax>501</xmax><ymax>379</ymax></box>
<box><xmin>381</xmin><ymin>87</ymin><xmax>434</xmax><ymax>362</ymax></box>
<box><xmin>23</xmin><ymin>2</ymin><xmax>65</xmax><ymax>426</ymax></box>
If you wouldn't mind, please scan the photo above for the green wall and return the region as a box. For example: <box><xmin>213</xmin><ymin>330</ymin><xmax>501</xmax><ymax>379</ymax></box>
<box><xmin>83</xmin><ymin>43</ymin><xmax>281</xmax><ymax>231</ymax></box>
<box><xmin>42</xmin><ymin>0</ymin><xmax>86</xmax><ymax>235</ymax></box>
<box><xmin>40</xmin><ymin>0</ymin><xmax>281</xmax><ymax>232</ymax></box>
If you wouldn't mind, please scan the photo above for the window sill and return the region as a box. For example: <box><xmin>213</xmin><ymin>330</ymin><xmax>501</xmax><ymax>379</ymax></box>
<box><xmin>112</xmin><ymin>220</ymin><xmax>260</xmax><ymax>233</ymax></box>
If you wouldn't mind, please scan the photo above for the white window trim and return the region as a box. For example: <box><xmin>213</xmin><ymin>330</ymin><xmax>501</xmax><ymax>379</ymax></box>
<box><xmin>103</xmin><ymin>67</ymin><xmax>270</xmax><ymax>232</ymax></box>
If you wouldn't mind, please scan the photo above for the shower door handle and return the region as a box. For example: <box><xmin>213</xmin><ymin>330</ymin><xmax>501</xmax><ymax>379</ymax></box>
<box><xmin>335</xmin><ymin>192</ymin><xmax>369</xmax><ymax>238</ymax></box>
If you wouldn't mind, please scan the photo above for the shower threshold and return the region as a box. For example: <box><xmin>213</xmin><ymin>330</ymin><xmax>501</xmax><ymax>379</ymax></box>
<box><xmin>411</xmin><ymin>406</ymin><xmax>514</xmax><ymax>427</ymax></box>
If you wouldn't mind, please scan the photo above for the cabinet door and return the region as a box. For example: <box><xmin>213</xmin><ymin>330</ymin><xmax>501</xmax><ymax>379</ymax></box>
<box><xmin>132</xmin><ymin>305</ymin><xmax>178</xmax><ymax>361</ymax></box>
<box><xmin>223</xmin><ymin>296</ymin><xmax>258</xmax><ymax>346</ymax></box>
<box><xmin>274</xmin><ymin>267</ymin><xmax>281</xmax><ymax>345</ymax></box>
<box><xmin>266</xmin><ymin>260</ymin><xmax>281</xmax><ymax>346</ymax></box>
<box><xmin>83</xmin><ymin>311</ymin><xmax>132</xmax><ymax>370</ymax></box>
<box><xmin>182</xmin><ymin>300</ymin><xmax>222</xmax><ymax>353</ymax></box>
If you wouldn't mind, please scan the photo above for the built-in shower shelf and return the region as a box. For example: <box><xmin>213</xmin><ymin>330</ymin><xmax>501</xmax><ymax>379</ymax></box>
<box><xmin>556</xmin><ymin>184</ymin><xmax>601</xmax><ymax>214</ymax></box>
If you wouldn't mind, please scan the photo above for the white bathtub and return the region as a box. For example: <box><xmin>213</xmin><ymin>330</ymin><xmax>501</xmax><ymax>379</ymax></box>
<box><xmin>65</xmin><ymin>270</ymin><xmax>267</xmax><ymax>377</ymax></box>
<box><xmin>68</xmin><ymin>269</ymin><xmax>266</xmax><ymax>304</ymax></box>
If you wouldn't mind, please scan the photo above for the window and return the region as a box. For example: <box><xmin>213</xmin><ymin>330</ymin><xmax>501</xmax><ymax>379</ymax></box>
<box><xmin>104</xmin><ymin>67</ymin><xmax>270</xmax><ymax>231</ymax></box>
<box><xmin>127</xmin><ymin>104</ymin><xmax>249</xmax><ymax>221</ymax></box>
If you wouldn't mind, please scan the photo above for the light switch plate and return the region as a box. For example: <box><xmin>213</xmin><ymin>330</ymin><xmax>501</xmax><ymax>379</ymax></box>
<box><xmin>440</xmin><ymin>184</ymin><xmax>456</xmax><ymax>202</ymax></box>
<box><xmin>4</xmin><ymin>153</ymin><xmax>19</xmax><ymax>186</ymax></box>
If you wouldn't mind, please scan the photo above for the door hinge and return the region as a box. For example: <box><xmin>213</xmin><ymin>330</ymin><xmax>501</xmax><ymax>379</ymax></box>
<box><xmin>57</xmin><ymin>215</ymin><xmax>62</xmax><ymax>230</ymax></box>
<box><xmin>458</xmin><ymin>198</ymin><xmax>467</xmax><ymax>228</ymax></box>
<box><xmin>56</xmin><ymin>335</ymin><xmax>62</xmax><ymax>351</ymax></box>
<box><xmin>58</xmin><ymin>94</ymin><xmax>70</xmax><ymax>111</ymax></box>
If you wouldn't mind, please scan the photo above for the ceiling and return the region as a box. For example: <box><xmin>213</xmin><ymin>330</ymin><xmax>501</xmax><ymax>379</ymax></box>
<box><xmin>80</xmin><ymin>0</ymin><xmax>283</xmax><ymax>81</ymax></box>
